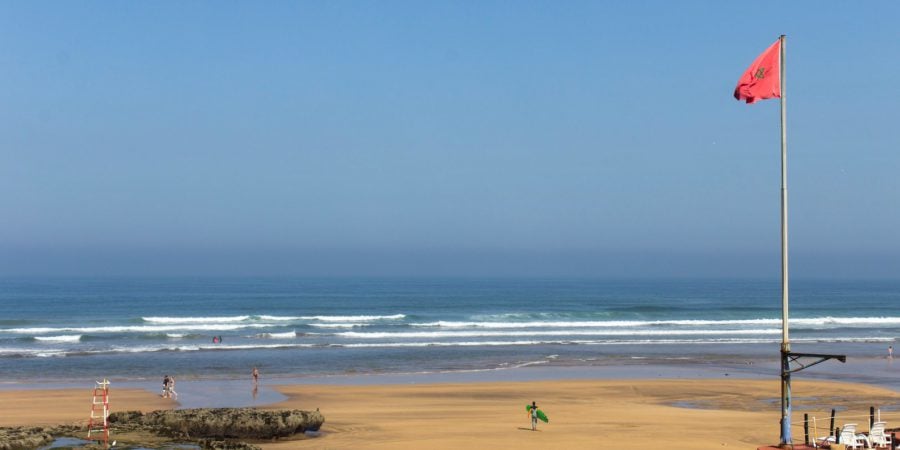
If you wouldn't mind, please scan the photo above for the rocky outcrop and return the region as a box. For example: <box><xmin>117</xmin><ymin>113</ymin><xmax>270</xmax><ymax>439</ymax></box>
<box><xmin>0</xmin><ymin>408</ymin><xmax>322</xmax><ymax>449</ymax></box>
<box><xmin>0</xmin><ymin>425</ymin><xmax>81</xmax><ymax>450</ymax></box>
<box><xmin>109</xmin><ymin>407</ymin><xmax>324</xmax><ymax>440</ymax></box>
<box><xmin>0</xmin><ymin>427</ymin><xmax>53</xmax><ymax>450</ymax></box>
<box><xmin>197</xmin><ymin>438</ymin><xmax>263</xmax><ymax>450</ymax></box>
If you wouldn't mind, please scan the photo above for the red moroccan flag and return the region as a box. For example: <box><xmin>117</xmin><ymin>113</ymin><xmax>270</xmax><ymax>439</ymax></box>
<box><xmin>733</xmin><ymin>39</ymin><xmax>781</xmax><ymax>104</ymax></box>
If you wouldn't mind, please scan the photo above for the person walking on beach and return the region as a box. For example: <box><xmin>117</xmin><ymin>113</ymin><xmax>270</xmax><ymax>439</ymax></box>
<box><xmin>162</xmin><ymin>375</ymin><xmax>170</xmax><ymax>398</ymax></box>
<box><xmin>529</xmin><ymin>401</ymin><xmax>539</xmax><ymax>431</ymax></box>
<box><xmin>890</xmin><ymin>346</ymin><xmax>894</xmax><ymax>359</ymax></box>
<box><xmin>167</xmin><ymin>375</ymin><xmax>178</xmax><ymax>399</ymax></box>
<box><xmin>252</xmin><ymin>367</ymin><xmax>259</xmax><ymax>385</ymax></box>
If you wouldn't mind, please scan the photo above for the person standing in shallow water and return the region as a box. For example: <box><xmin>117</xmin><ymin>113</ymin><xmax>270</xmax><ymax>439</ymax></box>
<box><xmin>252</xmin><ymin>367</ymin><xmax>259</xmax><ymax>385</ymax></box>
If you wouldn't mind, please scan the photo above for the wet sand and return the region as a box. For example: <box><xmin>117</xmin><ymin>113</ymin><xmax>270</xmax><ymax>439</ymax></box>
<box><xmin>2</xmin><ymin>378</ymin><xmax>900</xmax><ymax>449</ymax></box>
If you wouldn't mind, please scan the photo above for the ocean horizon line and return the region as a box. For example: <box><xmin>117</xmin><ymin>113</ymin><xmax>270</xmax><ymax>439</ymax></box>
<box><xmin>4</xmin><ymin>274</ymin><xmax>900</xmax><ymax>283</ymax></box>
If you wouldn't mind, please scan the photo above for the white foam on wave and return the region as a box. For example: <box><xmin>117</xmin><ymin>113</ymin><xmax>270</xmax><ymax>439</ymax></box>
<box><xmin>255</xmin><ymin>332</ymin><xmax>297</xmax><ymax>339</ymax></box>
<box><xmin>143</xmin><ymin>316</ymin><xmax>250</xmax><ymax>324</ymax></box>
<box><xmin>109</xmin><ymin>343</ymin><xmax>317</xmax><ymax>353</ymax></box>
<box><xmin>308</xmin><ymin>323</ymin><xmax>364</xmax><ymax>329</ymax></box>
<box><xmin>166</xmin><ymin>333</ymin><xmax>184</xmax><ymax>339</ymax></box>
<box><xmin>0</xmin><ymin>347</ymin><xmax>67</xmax><ymax>357</ymax></box>
<box><xmin>7</xmin><ymin>324</ymin><xmax>272</xmax><ymax>334</ymax></box>
<box><xmin>34</xmin><ymin>335</ymin><xmax>82</xmax><ymax>343</ymax></box>
<box><xmin>342</xmin><ymin>340</ymin><xmax>550</xmax><ymax>348</ymax></box>
<box><xmin>0</xmin><ymin>314</ymin><xmax>406</xmax><ymax>334</ymax></box>
<box><xmin>338</xmin><ymin>339</ymin><xmax>748</xmax><ymax>348</ymax></box>
<box><xmin>341</xmin><ymin>336</ymin><xmax>894</xmax><ymax>348</ymax></box>
<box><xmin>413</xmin><ymin>320</ymin><xmax>611</xmax><ymax>328</ymax></box>
<box><xmin>301</xmin><ymin>314</ymin><xmax>406</xmax><ymax>322</ymax></box>
<box><xmin>337</xmin><ymin>329</ymin><xmax>781</xmax><ymax>339</ymax></box>
<box><xmin>205</xmin><ymin>343</ymin><xmax>315</xmax><ymax>350</ymax></box>
<box><xmin>414</xmin><ymin>317</ymin><xmax>900</xmax><ymax>329</ymax></box>
<box><xmin>513</xmin><ymin>360</ymin><xmax>550</xmax><ymax>368</ymax></box>
<box><xmin>1</xmin><ymin>334</ymin><xmax>892</xmax><ymax>358</ymax></box>
<box><xmin>472</xmin><ymin>312</ymin><xmax>610</xmax><ymax>321</ymax></box>
<box><xmin>140</xmin><ymin>314</ymin><xmax>405</xmax><ymax>323</ymax></box>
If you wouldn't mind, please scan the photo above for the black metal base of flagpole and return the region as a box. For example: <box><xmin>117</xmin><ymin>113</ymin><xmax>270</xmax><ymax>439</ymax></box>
<box><xmin>784</xmin><ymin>352</ymin><xmax>846</xmax><ymax>374</ymax></box>
<box><xmin>781</xmin><ymin>348</ymin><xmax>792</xmax><ymax>446</ymax></box>
<box><xmin>780</xmin><ymin>351</ymin><xmax>846</xmax><ymax>446</ymax></box>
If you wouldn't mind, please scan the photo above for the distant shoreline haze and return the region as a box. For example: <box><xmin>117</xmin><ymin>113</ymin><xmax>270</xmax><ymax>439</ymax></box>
<box><xmin>0</xmin><ymin>246</ymin><xmax>897</xmax><ymax>279</ymax></box>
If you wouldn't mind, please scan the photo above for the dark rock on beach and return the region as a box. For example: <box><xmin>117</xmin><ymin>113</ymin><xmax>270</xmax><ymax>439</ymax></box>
<box><xmin>147</xmin><ymin>408</ymin><xmax>323</xmax><ymax>439</ymax></box>
<box><xmin>0</xmin><ymin>424</ymin><xmax>82</xmax><ymax>450</ymax></box>
<box><xmin>0</xmin><ymin>408</ymin><xmax>322</xmax><ymax>450</ymax></box>
<box><xmin>107</xmin><ymin>410</ymin><xmax>144</xmax><ymax>425</ymax></box>
<box><xmin>109</xmin><ymin>407</ymin><xmax>324</xmax><ymax>440</ymax></box>
<box><xmin>197</xmin><ymin>438</ymin><xmax>262</xmax><ymax>450</ymax></box>
<box><xmin>0</xmin><ymin>427</ymin><xmax>53</xmax><ymax>450</ymax></box>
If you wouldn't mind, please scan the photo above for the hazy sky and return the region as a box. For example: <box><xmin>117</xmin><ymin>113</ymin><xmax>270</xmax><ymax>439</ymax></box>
<box><xmin>2</xmin><ymin>1</ymin><xmax>899</xmax><ymax>277</ymax></box>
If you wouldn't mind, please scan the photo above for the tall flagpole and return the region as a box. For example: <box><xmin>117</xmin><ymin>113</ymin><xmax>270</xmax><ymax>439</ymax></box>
<box><xmin>778</xmin><ymin>34</ymin><xmax>792</xmax><ymax>446</ymax></box>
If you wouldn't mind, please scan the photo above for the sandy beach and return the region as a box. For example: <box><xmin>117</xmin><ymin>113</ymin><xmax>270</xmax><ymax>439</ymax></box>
<box><xmin>263</xmin><ymin>379</ymin><xmax>900</xmax><ymax>449</ymax></box>
<box><xmin>0</xmin><ymin>387</ymin><xmax>174</xmax><ymax>428</ymax></box>
<box><xmin>3</xmin><ymin>378</ymin><xmax>900</xmax><ymax>449</ymax></box>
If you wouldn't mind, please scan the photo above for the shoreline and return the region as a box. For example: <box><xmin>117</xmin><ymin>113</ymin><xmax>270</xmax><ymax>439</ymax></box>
<box><xmin>2</xmin><ymin>357</ymin><xmax>898</xmax><ymax>412</ymax></box>
<box><xmin>2</xmin><ymin>353</ymin><xmax>896</xmax><ymax>392</ymax></box>
<box><xmin>3</xmin><ymin>357</ymin><xmax>755</xmax><ymax>385</ymax></box>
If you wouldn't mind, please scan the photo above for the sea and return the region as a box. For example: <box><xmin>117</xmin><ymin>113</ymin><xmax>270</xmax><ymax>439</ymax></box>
<box><xmin>2</xmin><ymin>277</ymin><xmax>900</xmax><ymax>387</ymax></box>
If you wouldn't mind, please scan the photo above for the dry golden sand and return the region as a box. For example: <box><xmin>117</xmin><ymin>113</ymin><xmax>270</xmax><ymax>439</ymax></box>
<box><xmin>1</xmin><ymin>379</ymin><xmax>898</xmax><ymax>449</ymax></box>
<box><xmin>0</xmin><ymin>387</ymin><xmax>174</xmax><ymax>427</ymax></box>
<box><xmin>262</xmin><ymin>379</ymin><xmax>900</xmax><ymax>450</ymax></box>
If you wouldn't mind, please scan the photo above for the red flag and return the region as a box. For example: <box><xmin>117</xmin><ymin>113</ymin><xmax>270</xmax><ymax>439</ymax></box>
<box><xmin>733</xmin><ymin>39</ymin><xmax>781</xmax><ymax>104</ymax></box>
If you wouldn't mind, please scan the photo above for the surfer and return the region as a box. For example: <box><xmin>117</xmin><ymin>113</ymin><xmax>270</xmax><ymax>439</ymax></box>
<box><xmin>529</xmin><ymin>401</ymin><xmax>539</xmax><ymax>431</ymax></box>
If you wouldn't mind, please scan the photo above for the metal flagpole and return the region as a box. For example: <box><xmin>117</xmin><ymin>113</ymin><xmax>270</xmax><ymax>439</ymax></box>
<box><xmin>733</xmin><ymin>35</ymin><xmax>845</xmax><ymax>447</ymax></box>
<box><xmin>778</xmin><ymin>34</ymin><xmax>792</xmax><ymax>447</ymax></box>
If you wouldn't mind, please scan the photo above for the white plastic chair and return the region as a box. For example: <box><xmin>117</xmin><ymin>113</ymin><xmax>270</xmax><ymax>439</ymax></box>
<box><xmin>839</xmin><ymin>423</ymin><xmax>865</xmax><ymax>450</ymax></box>
<box><xmin>869</xmin><ymin>421</ymin><xmax>893</xmax><ymax>449</ymax></box>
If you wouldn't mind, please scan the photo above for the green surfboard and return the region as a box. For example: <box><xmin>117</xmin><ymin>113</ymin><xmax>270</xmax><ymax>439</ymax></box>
<box><xmin>525</xmin><ymin>405</ymin><xmax>549</xmax><ymax>423</ymax></box>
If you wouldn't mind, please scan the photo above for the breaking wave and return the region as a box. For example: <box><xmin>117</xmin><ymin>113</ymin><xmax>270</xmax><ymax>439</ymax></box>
<box><xmin>34</xmin><ymin>335</ymin><xmax>82</xmax><ymax>343</ymax></box>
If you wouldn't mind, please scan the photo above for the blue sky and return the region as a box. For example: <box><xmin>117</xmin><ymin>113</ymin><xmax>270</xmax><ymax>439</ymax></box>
<box><xmin>2</xmin><ymin>1</ymin><xmax>899</xmax><ymax>277</ymax></box>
